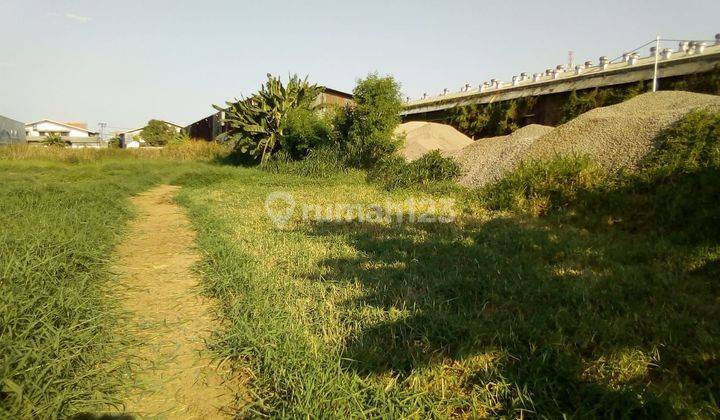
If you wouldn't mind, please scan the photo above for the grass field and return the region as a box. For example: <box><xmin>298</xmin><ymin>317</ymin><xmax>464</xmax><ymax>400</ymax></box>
<box><xmin>1</xmin><ymin>121</ymin><xmax>719</xmax><ymax>418</ymax></box>
<box><xmin>177</xmin><ymin>169</ymin><xmax>719</xmax><ymax>418</ymax></box>
<box><xmin>0</xmin><ymin>147</ymin><xmax>228</xmax><ymax>418</ymax></box>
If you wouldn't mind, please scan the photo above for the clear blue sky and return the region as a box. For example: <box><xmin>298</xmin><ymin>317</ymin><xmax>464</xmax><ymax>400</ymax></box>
<box><xmin>1</xmin><ymin>0</ymin><xmax>718</xmax><ymax>133</ymax></box>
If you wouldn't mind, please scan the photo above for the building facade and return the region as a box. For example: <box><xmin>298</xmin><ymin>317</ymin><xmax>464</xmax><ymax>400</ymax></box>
<box><xmin>0</xmin><ymin>115</ymin><xmax>26</xmax><ymax>145</ymax></box>
<box><xmin>25</xmin><ymin>119</ymin><xmax>102</xmax><ymax>148</ymax></box>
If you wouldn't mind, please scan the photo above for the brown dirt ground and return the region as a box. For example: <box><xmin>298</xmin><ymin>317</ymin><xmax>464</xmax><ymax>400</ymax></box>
<box><xmin>111</xmin><ymin>185</ymin><xmax>235</xmax><ymax>419</ymax></box>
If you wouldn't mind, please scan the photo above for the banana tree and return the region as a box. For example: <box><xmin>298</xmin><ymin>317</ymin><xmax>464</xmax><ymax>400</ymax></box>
<box><xmin>215</xmin><ymin>74</ymin><xmax>322</xmax><ymax>165</ymax></box>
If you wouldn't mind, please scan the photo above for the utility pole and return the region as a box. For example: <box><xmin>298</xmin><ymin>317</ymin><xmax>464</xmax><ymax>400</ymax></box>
<box><xmin>652</xmin><ymin>36</ymin><xmax>660</xmax><ymax>92</ymax></box>
<box><xmin>98</xmin><ymin>122</ymin><xmax>107</xmax><ymax>140</ymax></box>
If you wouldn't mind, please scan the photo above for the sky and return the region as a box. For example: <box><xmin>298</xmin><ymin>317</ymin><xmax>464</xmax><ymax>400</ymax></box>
<box><xmin>1</xmin><ymin>0</ymin><xmax>719</xmax><ymax>134</ymax></box>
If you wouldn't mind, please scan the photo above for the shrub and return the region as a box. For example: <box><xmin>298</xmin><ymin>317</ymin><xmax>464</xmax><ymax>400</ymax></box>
<box><xmin>368</xmin><ymin>151</ymin><xmax>461</xmax><ymax>190</ymax></box>
<box><xmin>262</xmin><ymin>146</ymin><xmax>347</xmax><ymax>178</ymax></box>
<box><xmin>617</xmin><ymin>109</ymin><xmax>720</xmax><ymax>241</ymax></box>
<box><xmin>480</xmin><ymin>155</ymin><xmax>607</xmax><ymax>216</ymax></box>
<box><xmin>167</xmin><ymin>130</ymin><xmax>191</xmax><ymax>146</ymax></box>
<box><xmin>217</xmin><ymin>74</ymin><xmax>323</xmax><ymax>164</ymax></box>
<box><xmin>336</xmin><ymin>73</ymin><xmax>403</xmax><ymax>167</ymax></box>
<box><xmin>107</xmin><ymin>137</ymin><xmax>121</xmax><ymax>148</ymax></box>
<box><xmin>140</xmin><ymin>120</ymin><xmax>177</xmax><ymax>146</ymax></box>
<box><xmin>480</xmin><ymin>110</ymin><xmax>720</xmax><ymax>242</ymax></box>
<box><xmin>42</xmin><ymin>133</ymin><xmax>68</xmax><ymax>147</ymax></box>
<box><xmin>281</xmin><ymin>107</ymin><xmax>332</xmax><ymax>159</ymax></box>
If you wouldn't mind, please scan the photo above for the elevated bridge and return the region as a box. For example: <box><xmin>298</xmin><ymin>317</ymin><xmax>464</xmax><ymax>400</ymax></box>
<box><xmin>401</xmin><ymin>39</ymin><xmax>720</xmax><ymax>126</ymax></box>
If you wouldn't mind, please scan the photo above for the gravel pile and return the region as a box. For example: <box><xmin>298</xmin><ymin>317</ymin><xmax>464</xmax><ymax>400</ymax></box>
<box><xmin>396</xmin><ymin>121</ymin><xmax>474</xmax><ymax>161</ymax></box>
<box><xmin>453</xmin><ymin>124</ymin><xmax>554</xmax><ymax>187</ymax></box>
<box><xmin>525</xmin><ymin>91</ymin><xmax>720</xmax><ymax>171</ymax></box>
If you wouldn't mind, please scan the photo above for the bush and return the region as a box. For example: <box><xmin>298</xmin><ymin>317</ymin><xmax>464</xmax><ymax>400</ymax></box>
<box><xmin>107</xmin><ymin>137</ymin><xmax>121</xmax><ymax>148</ymax></box>
<box><xmin>336</xmin><ymin>73</ymin><xmax>403</xmax><ymax>167</ymax></box>
<box><xmin>616</xmin><ymin>109</ymin><xmax>720</xmax><ymax>241</ymax></box>
<box><xmin>480</xmin><ymin>155</ymin><xmax>607</xmax><ymax>216</ymax></box>
<box><xmin>262</xmin><ymin>146</ymin><xmax>348</xmax><ymax>178</ymax></box>
<box><xmin>368</xmin><ymin>150</ymin><xmax>461</xmax><ymax>190</ymax></box>
<box><xmin>42</xmin><ymin>133</ymin><xmax>68</xmax><ymax>148</ymax></box>
<box><xmin>480</xmin><ymin>110</ymin><xmax>720</xmax><ymax>242</ymax></box>
<box><xmin>167</xmin><ymin>130</ymin><xmax>191</xmax><ymax>146</ymax></box>
<box><xmin>281</xmin><ymin>107</ymin><xmax>332</xmax><ymax>159</ymax></box>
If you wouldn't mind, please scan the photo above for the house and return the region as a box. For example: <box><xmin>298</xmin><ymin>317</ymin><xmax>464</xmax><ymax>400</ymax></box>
<box><xmin>118</xmin><ymin>120</ymin><xmax>183</xmax><ymax>148</ymax></box>
<box><xmin>185</xmin><ymin>87</ymin><xmax>354</xmax><ymax>141</ymax></box>
<box><xmin>312</xmin><ymin>87</ymin><xmax>354</xmax><ymax>111</ymax></box>
<box><xmin>25</xmin><ymin>119</ymin><xmax>102</xmax><ymax>148</ymax></box>
<box><xmin>0</xmin><ymin>115</ymin><xmax>26</xmax><ymax>145</ymax></box>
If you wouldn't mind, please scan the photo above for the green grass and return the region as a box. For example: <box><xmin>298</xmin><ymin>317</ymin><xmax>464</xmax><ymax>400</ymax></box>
<box><xmin>173</xmin><ymin>111</ymin><xmax>720</xmax><ymax>417</ymax></box>
<box><xmin>0</xmin><ymin>154</ymin><xmax>230</xmax><ymax>418</ymax></box>
<box><xmin>2</xmin><ymin>110</ymin><xmax>719</xmax><ymax>418</ymax></box>
<box><xmin>177</xmin><ymin>176</ymin><xmax>718</xmax><ymax>417</ymax></box>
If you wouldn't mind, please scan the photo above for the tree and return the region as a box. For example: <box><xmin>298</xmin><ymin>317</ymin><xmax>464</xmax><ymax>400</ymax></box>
<box><xmin>216</xmin><ymin>74</ymin><xmax>323</xmax><ymax>164</ymax></box>
<box><xmin>335</xmin><ymin>73</ymin><xmax>403</xmax><ymax>167</ymax></box>
<box><xmin>281</xmin><ymin>107</ymin><xmax>332</xmax><ymax>159</ymax></box>
<box><xmin>140</xmin><ymin>120</ymin><xmax>176</xmax><ymax>146</ymax></box>
<box><xmin>107</xmin><ymin>136</ymin><xmax>121</xmax><ymax>148</ymax></box>
<box><xmin>42</xmin><ymin>133</ymin><xmax>68</xmax><ymax>147</ymax></box>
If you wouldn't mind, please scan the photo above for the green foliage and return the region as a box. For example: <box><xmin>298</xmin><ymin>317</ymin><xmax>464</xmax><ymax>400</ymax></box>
<box><xmin>368</xmin><ymin>150</ymin><xmax>462</xmax><ymax>190</ymax></box>
<box><xmin>613</xmin><ymin>109</ymin><xmax>720</xmax><ymax>241</ymax></box>
<box><xmin>217</xmin><ymin>74</ymin><xmax>323</xmax><ymax>164</ymax></box>
<box><xmin>480</xmin><ymin>155</ymin><xmax>608</xmax><ymax>216</ymax></box>
<box><xmin>140</xmin><ymin>119</ymin><xmax>177</xmax><ymax>146</ymax></box>
<box><xmin>107</xmin><ymin>136</ymin><xmax>121</xmax><ymax>148</ymax></box>
<box><xmin>335</xmin><ymin>73</ymin><xmax>403</xmax><ymax>167</ymax></box>
<box><xmin>280</xmin><ymin>107</ymin><xmax>332</xmax><ymax>159</ymax></box>
<box><xmin>668</xmin><ymin>66</ymin><xmax>720</xmax><ymax>95</ymax></box>
<box><xmin>165</xmin><ymin>130</ymin><xmax>193</xmax><ymax>146</ymax></box>
<box><xmin>561</xmin><ymin>82</ymin><xmax>645</xmax><ymax>122</ymax></box>
<box><xmin>42</xmin><ymin>133</ymin><xmax>68</xmax><ymax>147</ymax></box>
<box><xmin>450</xmin><ymin>96</ymin><xmax>537</xmax><ymax>138</ymax></box>
<box><xmin>481</xmin><ymin>109</ymin><xmax>720</xmax><ymax>243</ymax></box>
<box><xmin>262</xmin><ymin>146</ymin><xmax>348</xmax><ymax>178</ymax></box>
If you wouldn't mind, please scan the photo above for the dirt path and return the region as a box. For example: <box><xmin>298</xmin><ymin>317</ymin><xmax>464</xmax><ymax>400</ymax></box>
<box><xmin>112</xmin><ymin>185</ymin><xmax>233</xmax><ymax>418</ymax></box>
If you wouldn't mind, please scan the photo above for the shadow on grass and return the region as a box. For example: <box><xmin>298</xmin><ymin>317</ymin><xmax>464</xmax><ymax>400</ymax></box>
<box><xmin>306</xmin><ymin>211</ymin><xmax>719</xmax><ymax>417</ymax></box>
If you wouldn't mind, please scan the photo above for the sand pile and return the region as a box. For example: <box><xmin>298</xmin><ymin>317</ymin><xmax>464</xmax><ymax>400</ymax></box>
<box><xmin>454</xmin><ymin>124</ymin><xmax>554</xmax><ymax>187</ymax></box>
<box><xmin>525</xmin><ymin>91</ymin><xmax>720</xmax><ymax>171</ymax></box>
<box><xmin>396</xmin><ymin>121</ymin><xmax>474</xmax><ymax>161</ymax></box>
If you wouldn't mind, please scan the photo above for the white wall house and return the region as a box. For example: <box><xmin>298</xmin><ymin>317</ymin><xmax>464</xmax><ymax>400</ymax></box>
<box><xmin>25</xmin><ymin>119</ymin><xmax>103</xmax><ymax>148</ymax></box>
<box><xmin>119</xmin><ymin>121</ymin><xmax>183</xmax><ymax>148</ymax></box>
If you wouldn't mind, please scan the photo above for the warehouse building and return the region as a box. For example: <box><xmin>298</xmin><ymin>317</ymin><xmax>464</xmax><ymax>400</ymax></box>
<box><xmin>186</xmin><ymin>87</ymin><xmax>353</xmax><ymax>141</ymax></box>
<box><xmin>0</xmin><ymin>115</ymin><xmax>26</xmax><ymax>145</ymax></box>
